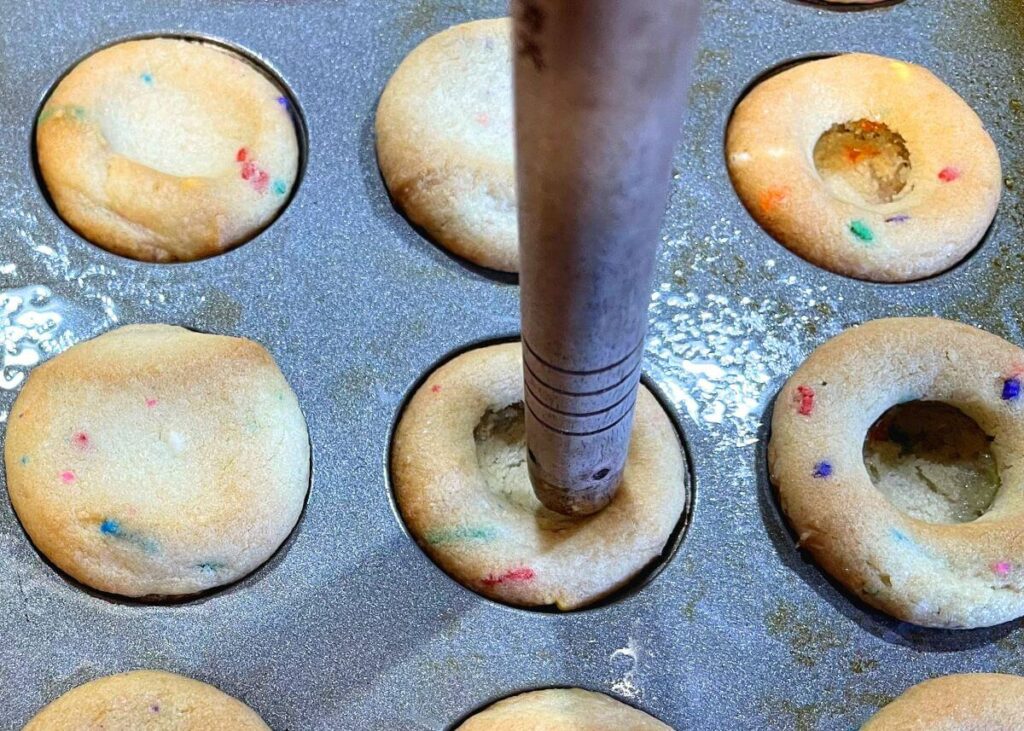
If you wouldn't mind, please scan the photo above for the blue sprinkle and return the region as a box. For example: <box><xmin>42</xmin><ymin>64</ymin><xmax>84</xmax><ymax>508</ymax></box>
<box><xmin>198</xmin><ymin>562</ymin><xmax>222</xmax><ymax>574</ymax></box>
<box><xmin>276</xmin><ymin>96</ymin><xmax>289</xmax><ymax>109</ymax></box>
<box><xmin>100</xmin><ymin>518</ymin><xmax>120</xmax><ymax>536</ymax></box>
<box><xmin>890</xmin><ymin>529</ymin><xmax>912</xmax><ymax>544</ymax></box>
<box><xmin>272</xmin><ymin>179</ymin><xmax>287</xmax><ymax>196</ymax></box>
<box><xmin>140</xmin><ymin>72</ymin><xmax>154</xmax><ymax>85</ymax></box>
<box><xmin>812</xmin><ymin>461</ymin><xmax>833</xmax><ymax>479</ymax></box>
<box><xmin>885</xmin><ymin>214</ymin><xmax>911</xmax><ymax>224</ymax></box>
<box><xmin>1003</xmin><ymin>377</ymin><xmax>1021</xmax><ymax>401</ymax></box>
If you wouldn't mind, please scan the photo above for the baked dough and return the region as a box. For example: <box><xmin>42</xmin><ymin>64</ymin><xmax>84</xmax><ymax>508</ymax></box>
<box><xmin>862</xmin><ymin>673</ymin><xmax>1024</xmax><ymax>730</ymax></box>
<box><xmin>24</xmin><ymin>670</ymin><xmax>269</xmax><ymax>730</ymax></box>
<box><xmin>769</xmin><ymin>317</ymin><xmax>1024</xmax><ymax>628</ymax></box>
<box><xmin>376</xmin><ymin>18</ymin><xmax>517</xmax><ymax>272</ymax></box>
<box><xmin>36</xmin><ymin>38</ymin><xmax>299</xmax><ymax>262</ymax></box>
<box><xmin>391</xmin><ymin>342</ymin><xmax>687</xmax><ymax>610</ymax></box>
<box><xmin>456</xmin><ymin>689</ymin><xmax>670</xmax><ymax>730</ymax></box>
<box><xmin>727</xmin><ymin>54</ymin><xmax>1001</xmax><ymax>281</ymax></box>
<box><xmin>4</xmin><ymin>324</ymin><xmax>309</xmax><ymax>598</ymax></box>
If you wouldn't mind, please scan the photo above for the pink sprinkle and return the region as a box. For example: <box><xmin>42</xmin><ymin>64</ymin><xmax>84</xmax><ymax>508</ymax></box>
<box><xmin>995</xmin><ymin>561</ymin><xmax>1013</xmax><ymax>577</ymax></box>
<box><xmin>236</xmin><ymin>148</ymin><xmax>248</xmax><ymax>162</ymax></box>
<box><xmin>60</xmin><ymin>470</ymin><xmax>76</xmax><ymax>484</ymax></box>
<box><xmin>431</xmin><ymin>384</ymin><xmax>442</xmax><ymax>394</ymax></box>
<box><xmin>145</xmin><ymin>398</ymin><xmax>158</xmax><ymax>408</ymax></box>
<box><xmin>795</xmin><ymin>385</ymin><xmax>815</xmax><ymax>416</ymax></box>
<box><xmin>475</xmin><ymin>112</ymin><xmax>490</xmax><ymax>127</ymax></box>
<box><xmin>938</xmin><ymin>166</ymin><xmax>961</xmax><ymax>183</ymax></box>
<box><xmin>72</xmin><ymin>432</ymin><xmax>90</xmax><ymax>449</ymax></box>
<box><xmin>253</xmin><ymin>169</ymin><xmax>270</xmax><ymax>193</ymax></box>
<box><xmin>481</xmin><ymin>567</ymin><xmax>535</xmax><ymax>587</ymax></box>
<box><xmin>241</xmin><ymin>161</ymin><xmax>256</xmax><ymax>181</ymax></box>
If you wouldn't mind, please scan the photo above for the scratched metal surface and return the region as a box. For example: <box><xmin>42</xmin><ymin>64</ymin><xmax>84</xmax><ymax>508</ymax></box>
<box><xmin>0</xmin><ymin>0</ymin><xmax>1021</xmax><ymax>728</ymax></box>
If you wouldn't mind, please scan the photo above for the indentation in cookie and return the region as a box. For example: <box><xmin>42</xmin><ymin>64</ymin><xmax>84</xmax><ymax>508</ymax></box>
<box><xmin>863</xmin><ymin>401</ymin><xmax>999</xmax><ymax>524</ymax></box>
<box><xmin>813</xmin><ymin>119</ymin><xmax>912</xmax><ymax>206</ymax></box>
<box><xmin>473</xmin><ymin>402</ymin><xmax>576</xmax><ymax>529</ymax></box>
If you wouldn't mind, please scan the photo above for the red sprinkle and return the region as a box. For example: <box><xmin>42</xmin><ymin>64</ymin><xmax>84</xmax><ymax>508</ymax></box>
<box><xmin>60</xmin><ymin>470</ymin><xmax>76</xmax><ymax>484</ymax></box>
<box><xmin>72</xmin><ymin>432</ymin><xmax>90</xmax><ymax>449</ymax></box>
<box><xmin>938</xmin><ymin>166</ymin><xmax>961</xmax><ymax>183</ymax></box>
<box><xmin>236</xmin><ymin>148</ymin><xmax>248</xmax><ymax>162</ymax></box>
<box><xmin>481</xmin><ymin>567</ymin><xmax>535</xmax><ymax>587</ymax></box>
<box><xmin>430</xmin><ymin>384</ymin><xmax>442</xmax><ymax>394</ymax></box>
<box><xmin>795</xmin><ymin>385</ymin><xmax>815</xmax><ymax>416</ymax></box>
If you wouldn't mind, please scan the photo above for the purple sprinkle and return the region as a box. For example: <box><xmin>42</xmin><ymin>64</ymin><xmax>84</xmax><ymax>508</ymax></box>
<box><xmin>276</xmin><ymin>96</ymin><xmax>289</xmax><ymax>109</ymax></box>
<box><xmin>151</xmin><ymin>704</ymin><xmax>160</xmax><ymax>713</ymax></box>
<box><xmin>812</xmin><ymin>461</ymin><xmax>833</xmax><ymax>479</ymax></box>
<box><xmin>885</xmin><ymin>214</ymin><xmax>911</xmax><ymax>224</ymax></box>
<box><xmin>1003</xmin><ymin>377</ymin><xmax>1021</xmax><ymax>401</ymax></box>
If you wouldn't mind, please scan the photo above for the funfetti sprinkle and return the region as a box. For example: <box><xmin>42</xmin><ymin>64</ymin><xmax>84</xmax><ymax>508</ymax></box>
<box><xmin>812</xmin><ymin>461</ymin><xmax>833</xmax><ymax>479</ymax></box>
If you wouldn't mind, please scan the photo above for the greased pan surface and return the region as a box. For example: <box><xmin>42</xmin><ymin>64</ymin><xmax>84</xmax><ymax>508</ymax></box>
<box><xmin>0</xmin><ymin>1</ymin><xmax>1021</xmax><ymax>728</ymax></box>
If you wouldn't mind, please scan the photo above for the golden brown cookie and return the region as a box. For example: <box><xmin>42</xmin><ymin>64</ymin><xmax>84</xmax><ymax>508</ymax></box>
<box><xmin>376</xmin><ymin>18</ymin><xmax>516</xmax><ymax>272</ymax></box>
<box><xmin>36</xmin><ymin>38</ymin><xmax>299</xmax><ymax>262</ymax></box>
<box><xmin>769</xmin><ymin>317</ymin><xmax>1024</xmax><ymax>628</ymax></box>
<box><xmin>862</xmin><ymin>673</ymin><xmax>1024</xmax><ymax>730</ymax></box>
<box><xmin>391</xmin><ymin>341</ymin><xmax>687</xmax><ymax>610</ymax></box>
<box><xmin>727</xmin><ymin>54</ymin><xmax>1001</xmax><ymax>281</ymax></box>
<box><xmin>24</xmin><ymin>670</ymin><xmax>269</xmax><ymax>730</ymax></box>
<box><xmin>5</xmin><ymin>324</ymin><xmax>310</xmax><ymax>598</ymax></box>
<box><xmin>457</xmin><ymin>689</ymin><xmax>670</xmax><ymax>730</ymax></box>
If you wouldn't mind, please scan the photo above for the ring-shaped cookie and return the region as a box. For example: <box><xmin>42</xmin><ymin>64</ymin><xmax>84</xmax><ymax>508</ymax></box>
<box><xmin>25</xmin><ymin>670</ymin><xmax>269</xmax><ymax>729</ymax></box>
<box><xmin>727</xmin><ymin>54</ymin><xmax>1001</xmax><ymax>282</ymax></box>
<box><xmin>391</xmin><ymin>342</ymin><xmax>688</xmax><ymax>610</ymax></box>
<box><xmin>36</xmin><ymin>38</ymin><xmax>300</xmax><ymax>262</ymax></box>
<box><xmin>457</xmin><ymin>688</ymin><xmax>671</xmax><ymax>730</ymax></box>
<box><xmin>769</xmin><ymin>317</ymin><xmax>1024</xmax><ymax>628</ymax></box>
<box><xmin>862</xmin><ymin>673</ymin><xmax>1024</xmax><ymax>729</ymax></box>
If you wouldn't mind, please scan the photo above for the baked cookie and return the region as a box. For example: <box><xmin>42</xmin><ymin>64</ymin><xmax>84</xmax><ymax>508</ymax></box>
<box><xmin>862</xmin><ymin>673</ymin><xmax>1024</xmax><ymax>730</ymax></box>
<box><xmin>36</xmin><ymin>38</ymin><xmax>299</xmax><ymax>262</ymax></box>
<box><xmin>769</xmin><ymin>317</ymin><xmax>1024</xmax><ymax>628</ymax></box>
<box><xmin>457</xmin><ymin>689</ymin><xmax>670</xmax><ymax>730</ymax></box>
<box><xmin>24</xmin><ymin>670</ymin><xmax>269</xmax><ymax>730</ymax></box>
<box><xmin>391</xmin><ymin>342</ymin><xmax>687</xmax><ymax>610</ymax></box>
<box><xmin>376</xmin><ymin>18</ymin><xmax>516</xmax><ymax>272</ymax></box>
<box><xmin>4</xmin><ymin>324</ymin><xmax>309</xmax><ymax>598</ymax></box>
<box><xmin>727</xmin><ymin>54</ymin><xmax>1001</xmax><ymax>282</ymax></box>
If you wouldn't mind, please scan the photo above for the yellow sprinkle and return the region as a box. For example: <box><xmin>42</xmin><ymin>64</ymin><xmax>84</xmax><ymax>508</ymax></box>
<box><xmin>890</xmin><ymin>61</ymin><xmax>912</xmax><ymax>81</ymax></box>
<box><xmin>180</xmin><ymin>178</ymin><xmax>201</xmax><ymax>190</ymax></box>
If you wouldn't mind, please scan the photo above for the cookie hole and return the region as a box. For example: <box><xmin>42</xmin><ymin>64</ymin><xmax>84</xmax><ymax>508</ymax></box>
<box><xmin>474</xmin><ymin>402</ymin><xmax>587</xmax><ymax>530</ymax></box>
<box><xmin>387</xmin><ymin>336</ymin><xmax>695</xmax><ymax>614</ymax></box>
<box><xmin>813</xmin><ymin>119</ymin><xmax>912</xmax><ymax>206</ymax></box>
<box><xmin>32</xmin><ymin>32</ymin><xmax>308</xmax><ymax>264</ymax></box>
<box><xmin>863</xmin><ymin>401</ymin><xmax>999</xmax><ymax>524</ymax></box>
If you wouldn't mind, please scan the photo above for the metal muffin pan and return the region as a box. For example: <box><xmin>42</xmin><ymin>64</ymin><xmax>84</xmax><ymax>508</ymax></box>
<box><xmin>0</xmin><ymin>0</ymin><xmax>1020</xmax><ymax>728</ymax></box>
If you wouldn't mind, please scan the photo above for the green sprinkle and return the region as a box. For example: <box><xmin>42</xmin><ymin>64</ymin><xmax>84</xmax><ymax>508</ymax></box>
<box><xmin>424</xmin><ymin>526</ymin><xmax>498</xmax><ymax>545</ymax></box>
<box><xmin>38</xmin><ymin>105</ymin><xmax>86</xmax><ymax>125</ymax></box>
<box><xmin>850</xmin><ymin>220</ymin><xmax>875</xmax><ymax>243</ymax></box>
<box><xmin>19</xmin><ymin>455</ymin><xmax>29</xmax><ymax>466</ymax></box>
<box><xmin>272</xmin><ymin>179</ymin><xmax>287</xmax><ymax>196</ymax></box>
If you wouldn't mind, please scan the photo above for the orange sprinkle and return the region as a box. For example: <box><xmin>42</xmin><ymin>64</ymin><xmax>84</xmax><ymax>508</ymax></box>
<box><xmin>845</xmin><ymin>145</ymin><xmax>880</xmax><ymax>164</ymax></box>
<box><xmin>759</xmin><ymin>187</ymin><xmax>789</xmax><ymax>213</ymax></box>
